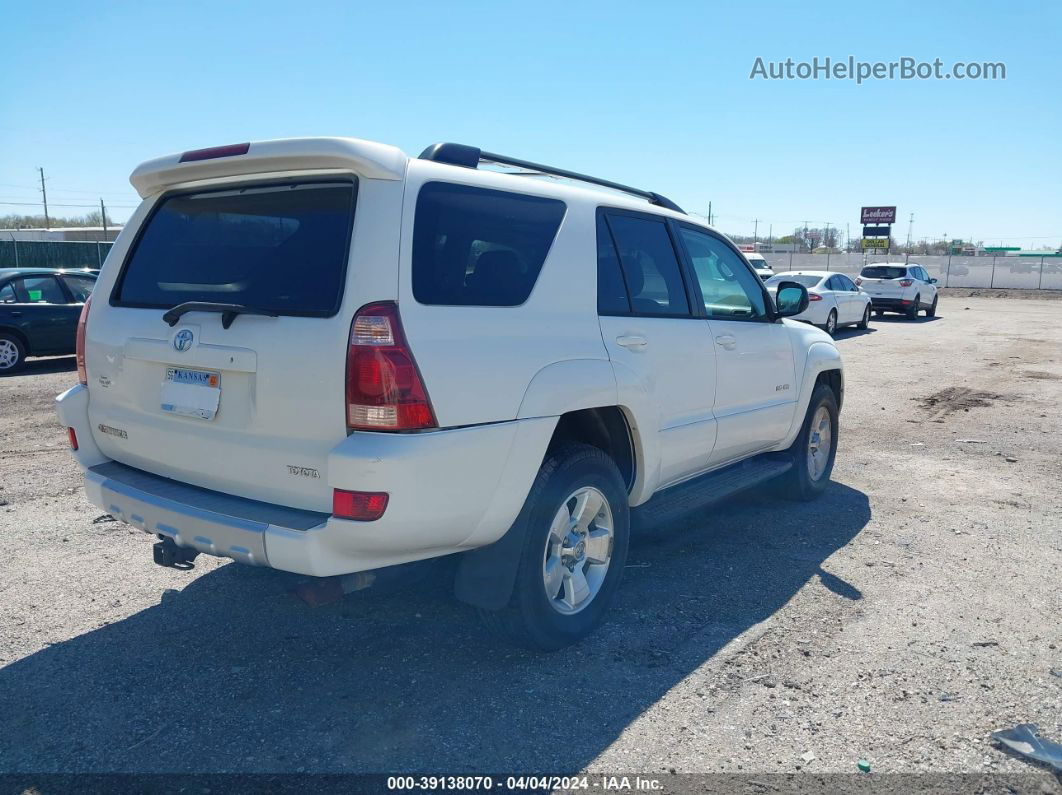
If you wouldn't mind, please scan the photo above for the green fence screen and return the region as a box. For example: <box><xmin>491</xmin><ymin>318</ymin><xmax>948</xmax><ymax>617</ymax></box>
<box><xmin>0</xmin><ymin>240</ymin><xmax>113</xmax><ymax>270</ymax></box>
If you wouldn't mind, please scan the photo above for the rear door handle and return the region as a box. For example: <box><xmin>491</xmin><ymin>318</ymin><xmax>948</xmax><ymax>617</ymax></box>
<box><xmin>615</xmin><ymin>335</ymin><xmax>648</xmax><ymax>350</ymax></box>
<box><xmin>715</xmin><ymin>334</ymin><xmax>737</xmax><ymax>350</ymax></box>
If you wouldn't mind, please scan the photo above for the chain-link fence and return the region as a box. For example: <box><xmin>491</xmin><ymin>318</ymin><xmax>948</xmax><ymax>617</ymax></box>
<box><xmin>0</xmin><ymin>240</ymin><xmax>113</xmax><ymax>270</ymax></box>
<box><xmin>760</xmin><ymin>251</ymin><xmax>1062</xmax><ymax>290</ymax></box>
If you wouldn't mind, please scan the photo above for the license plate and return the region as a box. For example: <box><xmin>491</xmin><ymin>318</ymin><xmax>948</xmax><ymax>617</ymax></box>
<box><xmin>161</xmin><ymin>368</ymin><xmax>221</xmax><ymax>420</ymax></box>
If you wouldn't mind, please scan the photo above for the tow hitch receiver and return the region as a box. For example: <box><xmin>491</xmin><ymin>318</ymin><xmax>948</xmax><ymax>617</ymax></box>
<box><xmin>153</xmin><ymin>538</ymin><xmax>199</xmax><ymax>569</ymax></box>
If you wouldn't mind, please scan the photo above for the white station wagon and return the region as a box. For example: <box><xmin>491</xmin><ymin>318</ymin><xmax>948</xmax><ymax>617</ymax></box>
<box><xmin>57</xmin><ymin>137</ymin><xmax>844</xmax><ymax>648</ymax></box>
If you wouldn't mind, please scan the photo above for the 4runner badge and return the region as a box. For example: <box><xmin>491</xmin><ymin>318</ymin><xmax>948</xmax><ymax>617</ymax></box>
<box><xmin>287</xmin><ymin>465</ymin><xmax>320</xmax><ymax>479</ymax></box>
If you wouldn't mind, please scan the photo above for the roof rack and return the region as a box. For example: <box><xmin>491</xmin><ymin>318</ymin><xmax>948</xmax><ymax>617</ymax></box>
<box><xmin>418</xmin><ymin>143</ymin><xmax>685</xmax><ymax>214</ymax></box>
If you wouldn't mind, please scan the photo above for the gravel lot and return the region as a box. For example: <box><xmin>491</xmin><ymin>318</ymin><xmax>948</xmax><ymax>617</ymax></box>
<box><xmin>1</xmin><ymin>294</ymin><xmax>1060</xmax><ymax>784</ymax></box>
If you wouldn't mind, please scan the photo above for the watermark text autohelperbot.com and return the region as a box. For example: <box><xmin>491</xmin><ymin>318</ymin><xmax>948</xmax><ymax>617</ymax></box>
<box><xmin>750</xmin><ymin>56</ymin><xmax>1005</xmax><ymax>84</ymax></box>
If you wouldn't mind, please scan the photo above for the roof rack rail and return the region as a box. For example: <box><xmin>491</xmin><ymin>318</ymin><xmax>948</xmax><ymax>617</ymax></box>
<box><xmin>418</xmin><ymin>142</ymin><xmax>685</xmax><ymax>214</ymax></box>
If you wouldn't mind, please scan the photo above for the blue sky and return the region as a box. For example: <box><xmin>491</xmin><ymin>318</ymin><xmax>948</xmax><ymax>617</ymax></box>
<box><xmin>1</xmin><ymin>0</ymin><xmax>1058</xmax><ymax>248</ymax></box>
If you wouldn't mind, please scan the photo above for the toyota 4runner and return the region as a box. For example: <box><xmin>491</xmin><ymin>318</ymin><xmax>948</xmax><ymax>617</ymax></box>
<box><xmin>56</xmin><ymin>137</ymin><xmax>844</xmax><ymax>649</ymax></box>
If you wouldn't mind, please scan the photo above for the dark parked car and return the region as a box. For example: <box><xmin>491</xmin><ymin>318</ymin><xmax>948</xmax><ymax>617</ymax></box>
<box><xmin>0</xmin><ymin>268</ymin><xmax>97</xmax><ymax>373</ymax></box>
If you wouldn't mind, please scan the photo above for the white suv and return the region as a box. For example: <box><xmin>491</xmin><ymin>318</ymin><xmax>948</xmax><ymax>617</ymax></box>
<box><xmin>56</xmin><ymin>137</ymin><xmax>844</xmax><ymax>649</ymax></box>
<box><xmin>856</xmin><ymin>262</ymin><xmax>939</xmax><ymax>318</ymax></box>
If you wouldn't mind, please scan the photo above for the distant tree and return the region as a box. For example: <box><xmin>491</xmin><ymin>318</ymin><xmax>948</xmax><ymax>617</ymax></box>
<box><xmin>0</xmin><ymin>212</ymin><xmax>120</xmax><ymax>229</ymax></box>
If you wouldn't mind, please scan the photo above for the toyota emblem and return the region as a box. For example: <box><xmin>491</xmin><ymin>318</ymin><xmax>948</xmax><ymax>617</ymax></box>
<box><xmin>173</xmin><ymin>329</ymin><xmax>194</xmax><ymax>352</ymax></box>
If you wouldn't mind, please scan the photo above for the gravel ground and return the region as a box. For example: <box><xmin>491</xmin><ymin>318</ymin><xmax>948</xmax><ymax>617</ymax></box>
<box><xmin>0</xmin><ymin>295</ymin><xmax>1059</xmax><ymax>785</ymax></box>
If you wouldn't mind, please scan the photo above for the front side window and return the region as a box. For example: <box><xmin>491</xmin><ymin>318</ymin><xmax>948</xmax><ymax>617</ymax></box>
<box><xmin>605</xmin><ymin>214</ymin><xmax>690</xmax><ymax>316</ymax></box>
<box><xmin>678</xmin><ymin>227</ymin><xmax>767</xmax><ymax>319</ymax></box>
<box><xmin>0</xmin><ymin>284</ymin><xmax>16</xmax><ymax>303</ymax></box>
<box><xmin>114</xmin><ymin>180</ymin><xmax>356</xmax><ymax>316</ymax></box>
<box><xmin>412</xmin><ymin>182</ymin><xmax>566</xmax><ymax>307</ymax></box>
<box><xmin>61</xmin><ymin>274</ymin><xmax>96</xmax><ymax>302</ymax></box>
<box><xmin>12</xmin><ymin>276</ymin><xmax>67</xmax><ymax>304</ymax></box>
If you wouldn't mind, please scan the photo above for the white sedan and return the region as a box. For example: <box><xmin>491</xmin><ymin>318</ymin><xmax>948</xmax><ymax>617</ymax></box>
<box><xmin>765</xmin><ymin>271</ymin><xmax>872</xmax><ymax>335</ymax></box>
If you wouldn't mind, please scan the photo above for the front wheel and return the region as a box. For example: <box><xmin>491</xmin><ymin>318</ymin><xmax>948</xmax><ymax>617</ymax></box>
<box><xmin>479</xmin><ymin>443</ymin><xmax>630</xmax><ymax>651</ymax></box>
<box><xmin>0</xmin><ymin>333</ymin><xmax>26</xmax><ymax>375</ymax></box>
<box><xmin>776</xmin><ymin>383</ymin><xmax>839</xmax><ymax>501</ymax></box>
<box><xmin>857</xmin><ymin>304</ymin><xmax>871</xmax><ymax>330</ymax></box>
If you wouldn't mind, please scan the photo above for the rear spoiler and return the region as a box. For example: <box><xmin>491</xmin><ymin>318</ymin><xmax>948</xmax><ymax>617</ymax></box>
<box><xmin>129</xmin><ymin>137</ymin><xmax>407</xmax><ymax>198</ymax></box>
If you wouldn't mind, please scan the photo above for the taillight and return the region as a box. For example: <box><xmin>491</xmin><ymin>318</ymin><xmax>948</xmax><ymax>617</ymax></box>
<box><xmin>67</xmin><ymin>428</ymin><xmax>78</xmax><ymax>451</ymax></box>
<box><xmin>854</xmin><ymin>278</ymin><xmax>862</xmax><ymax>286</ymax></box>
<box><xmin>808</xmin><ymin>293</ymin><xmax>823</xmax><ymax>301</ymax></box>
<box><xmin>345</xmin><ymin>302</ymin><xmax>436</xmax><ymax>431</ymax></box>
<box><xmin>76</xmin><ymin>294</ymin><xmax>91</xmax><ymax>386</ymax></box>
<box><xmin>898</xmin><ymin>279</ymin><xmax>914</xmax><ymax>287</ymax></box>
<box><xmin>333</xmin><ymin>489</ymin><xmax>389</xmax><ymax>521</ymax></box>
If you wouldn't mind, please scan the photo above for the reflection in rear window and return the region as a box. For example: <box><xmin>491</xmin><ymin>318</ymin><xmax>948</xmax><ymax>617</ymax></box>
<box><xmin>766</xmin><ymin>274</ymin><xmax>821</xmax><ymax>288</ymax></box>
<box><xmin>860</xmin><ymin>266</ymin><xmax>906</xmax><ymax>279</ymax></box>
<box><xmin>114</xmin><ymin>180</ymin><xmax>356</xmax><ymax>316</ymax></box>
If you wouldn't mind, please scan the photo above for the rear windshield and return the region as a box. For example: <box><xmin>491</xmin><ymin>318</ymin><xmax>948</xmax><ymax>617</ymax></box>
<box><xmin>114</xmin><ymin>180</ymin><xmax>356</xmax><ymax>316</ymax></box>
<box><xmin>860</xmin><ymin>265</ymin><xmax>906</xmax><ymax>279</ymax></box>
<box><xmin>412</xmin><ymin>182</ymin><xmax>566</xmax><ymax>306</ymax></box>
<box><xmin>766</xmin><ymin>274</ymin><xmax>821</xmax><ymax>288</ymax></box>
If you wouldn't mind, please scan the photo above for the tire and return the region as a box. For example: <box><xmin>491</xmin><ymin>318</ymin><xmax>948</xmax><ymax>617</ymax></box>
<box><xmin>926</xmin><ymin>295</ymin><xmax>938</xmax><ymax>317</ymax></box>
<box><xmin>0</xmin><ymin>333</ymin><xmax>26</xmax><ymax>375</ymax></box>
<box><xmin>776</xmin><ymin>383</ymin><xmax>839</xmax><ymax>501</ymax></box>
<box><xmin>823</xmin><ymin>310</ymin><xmax>838</xmax><ymax>336</ymax></box>
<box><xmin>857</xmin><ymin>304</ymin><xmax>871</xmax><ymax>330</ymax></box>
<box><xmin>906</xmin><ymin>295</ymin><xmax>920</xmax><ymax>319</ymax></box>
<box><xmin>479</xmin><ymin>442</ymin><xmax>630</xmax><ymax>651</ymax></box>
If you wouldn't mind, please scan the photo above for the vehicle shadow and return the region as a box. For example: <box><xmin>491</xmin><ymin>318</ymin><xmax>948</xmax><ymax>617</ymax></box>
<box><xmin>5</xmin><ymin>355</ymin><xmax>76</xmax><ymax>377</ymax></box>
<box><xmin>0</xmin><ymin>484</ymin><xmax>870</xmax><ymax>774</ymax></box>
<box><xmin>870</xmin><ymin>313</ymin><xmax>942</xmax><ymax>325</ymax></box>
<box><xmin>833</xmin><ymin>326</ymin><xmax>876</xmax><ymax>339</ymax></box>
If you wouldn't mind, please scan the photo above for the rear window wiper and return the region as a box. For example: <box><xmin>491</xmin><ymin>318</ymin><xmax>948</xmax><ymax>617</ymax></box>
<box><xmin>162</xmin><ymin>301</ymin><xmax>280</xmax><ymax>329</ymax></box>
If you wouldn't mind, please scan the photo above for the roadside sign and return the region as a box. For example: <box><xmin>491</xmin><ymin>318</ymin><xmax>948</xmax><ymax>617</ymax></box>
<box><xmin>862</xmin><ymin>238</ymin><xmax>889</xmax><ymax>249</ymax></box>
<box><xmin>863</xmin><ymin>225</ymin><xmax>890</xmax><ymax>237</ymax></box>
<box><xmin>861</xmin><ymin>206</ymin><xmax>897</xmax><ymax>224</ymax></box>
<box><xmin>984</xmin><ymin>247</ymin><xmax>1020</xmax><ymax>251</ymax></box>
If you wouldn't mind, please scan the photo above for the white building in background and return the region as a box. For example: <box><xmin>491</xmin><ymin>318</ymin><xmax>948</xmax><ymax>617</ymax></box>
<box><xmin>0</xmin><ymin>227</ymin><xmax>122</xmax><ymax>242</ymax></box>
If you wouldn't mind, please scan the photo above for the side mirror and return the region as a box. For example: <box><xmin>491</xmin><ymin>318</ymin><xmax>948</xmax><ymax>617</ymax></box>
<box><xmin>773</xmin><ymin>282</ymin><xmax>810</xmax><ymax>318</ymax></box>
<box><xmin>930</xmin><ymin>278</ymin><xmax>938</xmax><ymax>284</ymax></box>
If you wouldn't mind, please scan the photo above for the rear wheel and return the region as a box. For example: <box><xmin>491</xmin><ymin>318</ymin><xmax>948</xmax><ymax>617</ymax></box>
<box><xmin>823</xmin><ymin>310</ymin><xmax>838</xmax><ymax>336</ymax></box>
<box><xmin>906</xmin><ymin>295</ymin><xmax>920</xmax><ymax>319</ymax></box>
<box><xmin>0</xmin><ymin>333</ymin><xmax>26</xmax><ymax>375</ymax></box>
<box><xmin>857</xmin><ymin>304</ymin><xmax>871</xmax><ymax>330</ymax></box>
<box><xmin>479</xmin><ymin>443</ymin><xmax>629</xmax><ymax>651</ymax></box>
<box><xmin>926</xmin><ymin>295</ymin><xmax>938</xmax><ymax>317</ymax></box>
<box><xmin>776</xmin><ymin>383</ymin><xmax>838</xmax><ymax>501</ymax></box>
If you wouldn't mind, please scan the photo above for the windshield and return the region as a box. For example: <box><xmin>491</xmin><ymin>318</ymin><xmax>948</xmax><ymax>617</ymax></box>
<box><xmin>114</xmin><ymin>180</ymin><xmax>356</xmax><ymax>316</ymax></box>
<box><xmin>860</xmin><ymin>265</ymin><xmax>906</xmax><ymax>279</ymax></box>
<box><xmin>765</xmin><ymin>274</ymin><xmax>822</xmax><ymax>288</ymax></box>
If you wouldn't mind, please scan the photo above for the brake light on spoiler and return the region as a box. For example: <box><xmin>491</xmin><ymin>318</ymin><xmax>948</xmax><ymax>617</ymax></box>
<box><xmin>178</xmin><ymin>143</ymin><xmax>250</xmax><ymax>163</ymax></box>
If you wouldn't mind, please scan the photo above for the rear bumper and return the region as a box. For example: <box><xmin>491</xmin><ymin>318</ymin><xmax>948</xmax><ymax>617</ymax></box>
<box><xmin>56</xmin><ymin>384</ymin><xmax>556</xmax><ymax>576</ymax></box>
<box><xmin>868</xmin><ymin>297</ymin><xmax>912</xmax><ymax>309</ymax></box>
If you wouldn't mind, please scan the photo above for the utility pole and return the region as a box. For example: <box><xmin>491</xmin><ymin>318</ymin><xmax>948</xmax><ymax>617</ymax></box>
<box><xmin>846</xmin><ymin>223</ymin><xmax>850</xmax><ymax>252</ymax></box>
<box><xmin>753</xmin><ymin>219</ymin><xmax>759</xmax><ymax>247</ymax></box>
<box><xmin>38</xmin><ymin>167</ymin><xmax>50</xmax><ymax>229</ymax></box>
<box><xmin>707</xmin><ymin>201</ymin><xmax>712</xmax><ymax>226</ymax></box>
<box><xmin>768</xmin><ymin>224</ymin><xmax>772</xmax><ymax>250</ymax></box>
<box><xmin>824</xmin><ymin>222</ymin><xmax>831</xmax><ymax>248</ymax></box>
<box><xmin>906</xmin><ymin>212</ymin><xmax>914</xmax><ymax>252</ymax></box>
<box><xmin>100</xmin><ymin>199</ymin><xmax>108</xmax><ymax>237</ymax></box>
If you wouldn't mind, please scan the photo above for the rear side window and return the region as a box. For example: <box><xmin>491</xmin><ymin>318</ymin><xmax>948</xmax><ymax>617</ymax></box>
<box><xmin>412</xmin><ymin>182</ymin><xmax>566</xmax><ymax>307</ymax></box>
<box><xmin>114</xmin><ymin>180</ymin><xmax>357</xmax><ymax>316</ymax></box>
<box><xmin>0</xmin><ymin>284</ymin><xmax>17</xmax><ymax>303</ymax></box>
<box><xmin>597</xmin><ymin>215</ymin><xmax>630</xmax><ymax>314</ymax></box>
<box><xmin>860</xmin><ymin>266</ymin><xmax>906</xmax><ymax>279</ymax></box>
<box><xmin>605</xmin><ymin>214</ymin><xmax>690</xmax><ymax>316</ymax></box>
